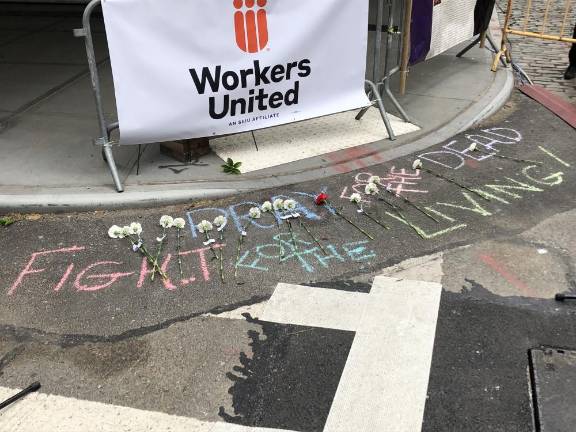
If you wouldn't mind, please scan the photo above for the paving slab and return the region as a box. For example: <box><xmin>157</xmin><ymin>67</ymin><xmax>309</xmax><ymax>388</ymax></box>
<box><xmin>30</xmin><ymin>61</ymin><xmax>116</xmax><ymax>117</ymax></box>
<box><xmin>0</xmin><ymin>63</ymin><xmax>86</xmax><ymax>111</ymax></box>
<box><xmin>530</xmin><ymin>347</ymin><xmax>576</xmax><ymax>432</ymax></box>
<box><xmin>0</xmin><ymin>112</ymin><xmax>135</xmax><ymax>187</ymax></box>
<box><xmin>396</xmin><ymin>52</ymin><xmax>492</xmax><ymax>101</ymax></box>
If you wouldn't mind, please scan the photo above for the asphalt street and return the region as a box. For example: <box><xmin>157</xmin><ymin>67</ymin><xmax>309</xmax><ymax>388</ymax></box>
<box><xmin>1</xmin><ymin>91</ymin><xmax>576</xmax><ymax>431</ymax></box>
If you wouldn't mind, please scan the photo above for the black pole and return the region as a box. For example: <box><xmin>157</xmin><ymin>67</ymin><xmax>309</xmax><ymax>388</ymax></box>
<box><xmin>0</xmin><ymin>382</ymin><xmax>41</xmax><ymax>411</ymax></box>
<box><xmin>555</xmin><ymin>293</ymin><xmax>576</xmax><ymax>302</ymax></box>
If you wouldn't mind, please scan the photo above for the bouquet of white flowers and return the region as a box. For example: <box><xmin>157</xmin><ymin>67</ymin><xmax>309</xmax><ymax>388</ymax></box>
<box><xmin>108</xmin><ymin>222</ymin><xmax>167</xmax><ymax>280</ymax></box>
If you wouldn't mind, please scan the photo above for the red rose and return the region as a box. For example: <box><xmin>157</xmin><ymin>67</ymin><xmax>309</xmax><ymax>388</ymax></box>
<box><xmin>315</xmin><ymin>193</ymin><xmax>329</xmax><ymax>205</ymax></box>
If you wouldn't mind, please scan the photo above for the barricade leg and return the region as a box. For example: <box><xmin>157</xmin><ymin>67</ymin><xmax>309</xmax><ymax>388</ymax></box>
<box><xmin>366</xmin><ymin>80</ymin><xmax>396</xmax><ymax>140</ymax></box>
<box><xmin>383</xmin><ymin>70</ymin><xmax>413</xmax><ymax>124</ymax></box>
<box><xmin>457</xmin><ymin>32</ymin><xmax>507</xmax><ymax>68</ymax></box>
<box><xmin>492</xmin><ymin>0</ymin><xmax>514</xmax><ymax>71</ymax></box>
<box><xmin>102</xmin><ymin>144</ymin><xmax>123</xmax><ymax>191</ymax></box>
<box><xmin>456</xmin><ymin>34</ymin><xmax>483</xmax><ymax>57</ymax></box>
<box><xmin>357</xmin><ymin>0</ymin><xmax>412</xmax><ymax>139</ymax></box>
<box><xmin>76</xmin><ymin>0</ymin><xmax>124</xmax><ymax>192</ymax></box>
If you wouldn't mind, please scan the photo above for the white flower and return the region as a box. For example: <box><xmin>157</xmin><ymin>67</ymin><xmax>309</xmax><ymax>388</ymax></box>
<box><xmin>273</xmin><ymin>199</ymin><xmax>284</xmax><ymax>211</ymax></box>
<box><xmin>213</xmin><ymin>215</ymin><xmax>227</xmax><ymax>227</ymax></box>
<box><xmin>468</xmin><ymin>143</ymin><xmax>477</xmax><ymax>152</ymax></box>
<box><xmin>350</xmin><ymin>193</ymin><xmax>362</xmax><ymax>204</ymax></box>
<box><xmin>283</xmin><ymin>199</ymin><xmax>297</xmax><ymax>211</ymax></box>
<box><xmin>197</xmin><ymin>220</ymin><xmax>213</xmax><ymax>233</ymax></box>
<box><xmin>129</xmin><ymin>222</ymin><xmax>142</xmax><ymax>236</ymax></box>
<box><xmin>261</xmin><ymin>201</ymin><xmax>273</xmax><ymax>213</ymax></box>
<box><xmin>121</xmin><ymin>226</ymin><xmax>132</xmax><ymax>237</ymax></box>
<box><xmin>108</xmin><ymin>225</ymin><xmax>123</xmax><ymax>239</ymax></box>
<box><xmin>368</xmin><ymin>176</ymin><xmax>381</xmax><ymax>185</ymax></box>
<box><xmin>249</xmin><ymin>207</ymin><xmax>262</xmax><ymax>219</ymax></box>
<box><xmin>412</xmin><ymin>159</ymin><xmax>422</xmax><ymax>170</ymax></box>
<box><xmin>173</xmin><ymin>217</ymin><xmax>186</xmax><ymax>229</ymax></box>
<box><xmin>365</xmin><ymin>183</ymin><xmax>379</xmax><ymax>196</ymax></box>
<box><xmin>159</xmin><ymin>215</ymin><xmax>174</xmax><ymax>228</ymax></box>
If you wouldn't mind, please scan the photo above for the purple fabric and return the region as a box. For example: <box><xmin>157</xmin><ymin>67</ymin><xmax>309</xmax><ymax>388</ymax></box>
<box><xmin>409</xmin><ymin>0</ymin><xmax>433</xmax><ymax>65</ymax></box>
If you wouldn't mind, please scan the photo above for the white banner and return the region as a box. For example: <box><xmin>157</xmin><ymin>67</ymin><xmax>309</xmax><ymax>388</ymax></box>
<box><xmin>427</xmin><ymin>0</ymin><xmax>476</xmax><ymax>59</ymax></box>
<box><xmin>101</xmin><ymin>0</ymin><xmax>370</xmax><ymax>145</ymax></box>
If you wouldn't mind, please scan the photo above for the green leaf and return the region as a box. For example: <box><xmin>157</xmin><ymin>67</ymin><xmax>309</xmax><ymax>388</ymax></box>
<box><xmin>0</xmin><ymin>217</ymin><xmax>14</xmax><ymax>226</ymax></box>
<box><xmin>222</xmin><ymin>158</ymin><xmax>242</xmax><ymax>175</ymax></box>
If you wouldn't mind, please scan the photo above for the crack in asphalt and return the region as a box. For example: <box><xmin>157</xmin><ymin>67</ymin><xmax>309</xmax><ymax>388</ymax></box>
<box><xmin>0</xmin><ymin>295</ymin><xmax>268</xmax><ymax>348</ymax></box>
<box><xmin>2</xmin><ymin>229</ymin><xmax>570</xmax><ymax>349</ymax></box>
<box><xmin>0</xmin><ymin>345</ymin><xmax>25</xmax><ymax>375</ymax></box>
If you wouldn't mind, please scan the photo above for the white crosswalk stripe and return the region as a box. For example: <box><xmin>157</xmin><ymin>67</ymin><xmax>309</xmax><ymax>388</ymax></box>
<box><xmin>0</xmin><ymin>388</ymin><xmax>293</xmax><ymax>432</ymax></box>
<box><xmin>260</xmin><ymin>277</ymin><xmax>442</xmax><ymax>432</ymax></box>
<box><xmin>0</xmin><ymin>276</ymin><xmax>441</xmax><ymax>432</ymax></box>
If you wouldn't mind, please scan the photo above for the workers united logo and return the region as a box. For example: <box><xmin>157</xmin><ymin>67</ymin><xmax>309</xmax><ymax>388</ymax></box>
<box><xmin>233</xmin><ymin>0</ymin><xmax>269</xmax><ymax>53</ymax></box>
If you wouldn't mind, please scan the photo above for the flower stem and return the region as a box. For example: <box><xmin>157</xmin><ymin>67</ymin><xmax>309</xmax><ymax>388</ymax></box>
<box><xmin>204</xmin><ymin>232</ymin><xmax>218</xmax><ymax>260</ymax></box>
<box><xmin>422</xmin><ymin>168</ymin><xmax>490</xmax><ymax>201</ymax></box>
<box><xmin>177</xmin><ymin>228</ymin><xmax>183</xmax><ymax>279</ymax></box>
<box><xmin>151</xmin><ymin>227</ymin><xmax>167</xmax><ymax>281</ymax></box>
<box><xmin>274</xmin><ymin>217</ymin><xmax>284</xmax><ymax>261</ymax></box>
<box><xmin>298</xmin><ymin>218</ymin><xmax>328</xmax><ymax>255</ymax></box>
<box><xmin>234</xmin><ymin>223</ymin><xmax>249</xmax><ymax>280</ymax></box>
<box><xmin>357</xmin><ymin>205</ymin><xmax>390</xmax><ymax>230</ymax></box>
<box><xmin>473</xmin><ymin>147</ymin><xmax>542</xmax><ymax>165</ymax></box>
<box><xmin>142</xmin><ymin>245</ymin><xmax>168</xmax><ymax>279</ymax></box>
<box><xmin>334</xmin><ymin>208</ymin><xmax>374</xmax><ymax>240</ymax></box>
<box><xmin>382</xmin><ymin>188</ymin><xmax>439</xmax><ymax>223</ymax></box>
<box><xmin>377</xmin><ymin>197</ymin><xmax>425</xmax><ymax>239</ymax></box>
<box><xmin>377</xmin><ymin>196</ymin><xmax>402</xmax><ymax>211</ymax></box>
<box><xmin>285</xmin><ymin>217</ymin><xmax>298</xmax><ymax>251</ymax></box>
<box><xmin>323</xmin><ymin>199</ymin><xmax>374</xmax><ymax>240</ymax></box>
<box><xmin>219</xmin><ymin>230</ymin><xmax>225</xmax><ymax>284</ymax></box>
<box><xmin>127</xmin><ymin>237</ymin><xmax>168</xmax><ymax>280</ymax></box>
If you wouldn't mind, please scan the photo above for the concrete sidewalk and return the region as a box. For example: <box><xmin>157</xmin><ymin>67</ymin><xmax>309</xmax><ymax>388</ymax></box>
<box><xmin>0</xmin><ymin>6</ymin><xmax>513</xmax><ymax>212</ymax></box>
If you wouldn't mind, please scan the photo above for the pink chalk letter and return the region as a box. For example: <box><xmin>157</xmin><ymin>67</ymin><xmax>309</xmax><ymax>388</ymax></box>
<box><xmin>8</xmin><ymin>246</ymin><xmax>85</xmax><ymax>295</ymax></box>
<box><xmin>137</xmin><ymin>255</ymin><xmax>176</xmax><ymax>290</ymax></box>
<box><xmin>74</xmin><ymin>261</ymin><xmax>134</xmax><ymax>292</ymax></box>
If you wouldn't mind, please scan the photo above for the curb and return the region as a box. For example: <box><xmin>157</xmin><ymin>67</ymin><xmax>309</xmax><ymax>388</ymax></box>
<box><xmin>0</xmin><ymin>64</ymin><xmax>514</xmax><ymax>214</ymax></box>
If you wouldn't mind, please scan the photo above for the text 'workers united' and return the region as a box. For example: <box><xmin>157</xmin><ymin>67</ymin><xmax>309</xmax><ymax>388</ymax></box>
<box><xmin>189</xmin><ymin>59</ymin><xmax>312</xmax><ymax>120</ymax></box>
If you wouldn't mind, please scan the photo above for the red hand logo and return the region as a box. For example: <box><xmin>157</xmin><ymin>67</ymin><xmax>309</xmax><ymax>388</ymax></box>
<box><xmin>234</xmin><ymin>0</ymin><xmax>269</xmax><ymax>53</ymax></box>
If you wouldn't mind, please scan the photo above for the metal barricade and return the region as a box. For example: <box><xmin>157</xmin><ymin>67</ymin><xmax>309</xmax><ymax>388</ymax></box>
<box><xmin>75</xmin><ymin>0</ymin><xmax>412</xmax><ymax>192</ymax></box>
<box><xmin>493</xmin><ymin>0</ymin><xmax>576</xmax><ymax>71</ymax></box>
<box><xmin>74</xmin><ymin>0</ymin><xmax>123</xmax><ymax>192</ymax></box>
<box><xmin>359</xmin><ymin>0</ymin><xmax>414</xmax><ymax>129</ymax></box>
